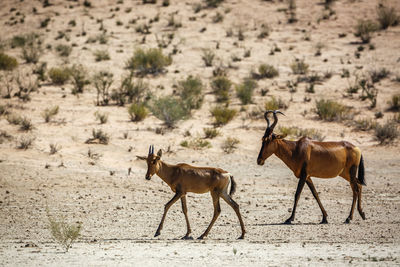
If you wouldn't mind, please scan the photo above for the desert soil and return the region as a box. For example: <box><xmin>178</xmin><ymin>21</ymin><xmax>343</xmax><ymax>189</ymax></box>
<box><xmin>1</xmin><ymin>0</ymin><xmax>400</xmax><ymax>266</ymax></box>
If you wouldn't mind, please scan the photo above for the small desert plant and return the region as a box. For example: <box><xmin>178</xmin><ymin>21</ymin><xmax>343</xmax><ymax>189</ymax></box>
<box><xmin>221</xmin><ymin>137</ymin><xmax>239</xmax><ymax>153</ymax></box>
<box><xmin>0</xmin><ymin>130</ymin><xmax>12</xmax><ymax>144</ymax></box>
<box><xmin>55</xmin><ymin>44</ymin><xmax>72</xmax><ymax>57</ymax></box>
<box><xmin>21</xmin><ymin>34</ymin><xmax>42</xmax><ymax>64</ymax></box>
<box><xmin>236</xmin><ymin>78</ymin><xmax>257</xmax><ymax>105</ymax></box>
<box><xmin>47</xmin><ymin>209</ymin><xmax>82</xmax><ymax>252</ymax></box>
<box><xmin>253</xmin><ymin>64</ymin><xmax>279</xmax><ymax>79</ymax></box>
<box><xmin>265</xmin><ymin>96</ymin><xmax>288</xmax><ymax>110</ymax></box>
<box><xmin>369</xmin><ymin>68</ymin><xmax>390</xmax><ymax>83</ymax></box>
<box><xmin>211</xmin><ymin>76</ymin><xmax>232</xmax><ymax>103</ymax></box>
<box><xmin>258</xmin><ymin>24</ymin><xmax>270</xmax><ymax>39</ymax></box>
<box><xmin>205</xmin><ymin>0</ymin><xmax>224</xmax><ymax>8</ymax></box>
<box><xmin>290</xmin><ymin>58</ymin><xmax>309</xmax><ymax>75</ymax></box>
<box><xmin>128</xmin><ymin>103</ymin><xmax>148</xmax><ymax>122</ymax></box>
<box><xmin>19</xmin><ymin>117</ymin><xmax>33</xmax><ymax>131</ymax></box>
<box><xmin>210</xmin><ymin>106</ymin><xmax>237</xmax><ymax>126</ymax></box>
<box><xmin>0</xmin><ymin>52</ymin><xmax>18</xmax><ymax>71</ymax></box>
<box><xmin>212</xmin><ymin>12</ymin><xmax>224</xmax><ymax>23</ymax></box>
<box><xmin>353</xmin><ymin>118</ymin><xmax>377</xmax><ymax>131</ymax></box>
<box><xmin>375</xmin><ymin>121</ymin><xmax>398</xmax><ymax>144</ymax></box>
<box><xmin>150</xmin><ymin>96</ymin><xmax>189</xmax><ymax>127</ymax></box>
<box><xmin>93</xmin><ymin>49</ymin><xmax>110</xmax><ymax>62</ymax></box>
<box><xmin>177</xmin><ymin>75</ymin><xmax>204</xmax><ymax>110</ymax></box>
<box><xmin>125</xmin><ymin>48</ymin><xmax>171</xmax><ymax>75</ymax></box>
<box><xmin>201</xmin><ymin>49</ymin><xmax>215</xmax><ymax>67</ymax></box>
<box><xmin>42</xmin><ymin>106</ymin><xmax>59</xmax><ymax>123</ymax></box>
<box><xmin>70</xmin><ymin>64</ymin><xmax>90</xmax><ymax>94</ymax></box>
<box><xmin>359</xmin><ymin>78</ymin><xmax>378</xmax><ymax>108</ymax></box>
<box><xmin>94</xmin><ymin>111</ymin><xmax>108</xmax><ymax>124</ymax></box>
<box><xmin>7</xmin><ymin>114</ymin><xmax>23</xmax><ymax>125</ymax></box>
<box><xmin>376</xmin><ymin>4</ymin><xmax>399</xmax><ymax>30</ymax></box>
<box><xmin>180</xmin><ymin>138</ymin><xmax>211</xmax><ymax>150</ymax></box>
<box><xmin>17</xmin><ymin>135</ymin><xmax>34</xmax><ymax>149</ymax></box>
<box><xmin>287</xmin><ymin>0</ymin><xmax>297</xmax><ymax>23</ymax></box>
<box><xmin>86</xmin><ymin>129</ymin><xmax>110</xmax><ymax>144</ymax></box>
<box><xmin>354</xmin><ymin>19</ymin><xmax>378</xmax><ymax>43</ymax></box>
<box><xmin>315</xmin><ymin>99</ymin><xmax>350</xmax><ymax>121</ymax></box>
<box><xmin>112</xmin><ymin>74</ymin><xmax>148</xmax><ymax>105</ymax></box>
<box><xmin>203</xmin><ymin>127</ymin><xmax>220</xmax><ymax>139</ymax></box>
<box><xmin>388</xmin><ymin>94</ymin><xmax>400</xmax><ymax>111</ymax></box>
<box><xmin>278</xmin><ymin>126</ymin><xmax>325</xmax><ymax>141</ymax></box>
<box><xmin>48</xmin><ymin>67</ymin><xmax>70</xmax><ymax>85</ymax></box>
<box><xmin>49</xmin><ymin>143</ymin><xmax>61</xmax><ymax>155</ymax></box>
<box><xmin>33</xmin><ymin>62</ymin><xmax>47</xmax><ymax>81</ymax></box>
<box><xmin>93</xmin><ymin>71</ymin><xmax>113</xmax><ymax>106</ymax></box>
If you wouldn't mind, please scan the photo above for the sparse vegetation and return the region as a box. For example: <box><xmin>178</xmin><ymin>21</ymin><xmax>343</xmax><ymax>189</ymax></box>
<box><xmin>290</xmin><ymin>59</ymin><xmax>309</xmax><ymax>75</ymax></box>
<box><xmin>353</xmin><ymin>118</ymin><xmax>377</xmax><ymax>131</ymax></box>
<box><xmin>180</xmin><ymin>138</ymin><xmax>211</xmax><ymax>149</ymax></box>
<box><xmin>211</xmin><ymin>76</ymin><xmax>232</xmax><ymax>103</ymax></box>
<box><xmin>203</xmin><ymin>127</ymin><xmax>220</xmax><ymax>139</ymax></box>
<box><xmin>221</xmin><ymin>137</ymin><xmax>240</xmax><ymax>153</ymax></box>
<box><xmin>48</xmin><ymin>67</ymin><xmax>70</xmax><ymax>85</ymax></box>
<box><xmin>0</xmin><ymin>52</ymin><xmax>18</xmax><ymax>71</ymax></box>
<box><xmin>21</xmin><ymin>34</ymin><xmax>42</xmax><ymax>64</ymax></box>
<box><xmin>55</xmin><ymin>44</ymin><xmax>72</xmax><ymax>57</ymax></box>
<box><xmin>70</xmin><ymin>65</ymin><xmax>90</xmax><ymax>94</ymax></box>
<box><xmin>112</xmin><ymin>74</ymin><xmax>148</xmax><ymax>106</ymax></box>
<box><xmin>42</xmin><ymin>106</ymin><xmax>59</xmax><ymax>123</ymax></box>
<box><xmin>128</xmin><ymin>103</ymin><xmax>148</xmax><ymax>122</ymax></box>
<box><xmin>17</xmin><ymin>135</ymin><xmax>34</xmax><ymax>149</ymax></box>
<box><xmin>49</xmin><ymin>143</ymin><xmax>61</xmax><ymax>155</ymax></box>
<box><xmin>375</xmin><ymin>121</ymin><xmax>399</xmax><ymax>144</ymax></box>
<box><xmin>201</xmin><ymin>49</ymin><xmax>215</xmax><ymax>67</ymax></box>
<box><xmin>150</xmin><ymin>96</ymin><xmax>190</xmax><ymax>127</ymax></box>
<box><xmin>125</xmin><ymin>48</ymin><xmax>171</xmax><ymax>75</ymax></box>
<box><xmin>369</xmin><ymin>68</ymin><xmax>390</xmax><ymax>83</ymax></box>
<box><xmin>210</xmin><ymin>106</ymin><xmax>237</xmax><ymax>126</ymax></box>
<box><xmin>388</xmin><ymin>94</ymin><xmax>400</xmax><ymax>111</ymax></box>
<box><xmin>94</xmin><ymin>111</ymin><xmax>108</xmax><ymax>124</ymax></box>
<box><xmin>19</xmin><ymin>117</ymin><xmax>33</xmax><ymax>131</ymax></box>
<box><xmin>205</xmin><ymin>0</ymin><xmax>224</xmax><ymax>8</ymax></box>
<box><xmin>265</xmin><ymin>96</ymin><xmax>288</xmax><ymax>110</ymax></box>
<box><xmin>177</xmin><ymin>75</ymin><xmax>204</xmax><ymax>110</ymax></box>
<box><xmin>93</xmin><ymin>71</ymin><xmax>113</xmax><ymax>106</ymax></box>
<box><xmin>86</xmin><ymin>129</ymin><xmax>110</xmax><ymax>144</ymax></box>
<box><xmin>354</xmin><ymin>19</ymin><xmax>378</xmax><ymax>43</ymax></box>
<box><xmin>278</xmin><ymin>126</ymin><xmax>325</xmax><ymax>141</ymax></box>
<box><xmin>253</xmin><ymin>64</ymin><xmax>279</xmax><ymax>79</ymax></box>
<box><xmin>315</xmin><ymin>99</ymin><xmax>351</xmax><ymax>121</ymax></box>
<box><xmin>93</xmin><ymin>49</ymin><xmax>110</xmax><ymax>62</ymax></box>
<box><xmin>236</xmin><ymin>78</ymin><xmax>257</xmax><ymax>105</ymax></box>
<box><xmin>376</xmin><ymin>4</ymin><xmax>399</xmax><ymax>30</ymax></box>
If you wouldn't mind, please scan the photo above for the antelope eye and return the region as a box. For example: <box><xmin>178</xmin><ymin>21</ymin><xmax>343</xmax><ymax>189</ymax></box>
<box><xmin>152</xmin><ymin>160</ymin><xmax>156</xmax><ymax>164</ymax></box>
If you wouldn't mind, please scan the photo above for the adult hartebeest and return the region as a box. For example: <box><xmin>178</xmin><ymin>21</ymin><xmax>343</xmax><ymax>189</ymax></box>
<box><xmin>137</xmin><ymin>145</ymin><xmax>245</xmax><ymax>239</ymax></box>
<box><xmin>257</xmin><ymin>110</ymin><xmax>366</xmax><ymax>224</ymax></box>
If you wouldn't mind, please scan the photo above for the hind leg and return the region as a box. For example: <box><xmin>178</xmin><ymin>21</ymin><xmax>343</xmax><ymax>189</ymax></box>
<box><xmin>221</xmin><ymin>192</ymin><xmax>246</xmax><ymax>239</ymax></box>
<box><xmin>357</xmin><ymin>184</ymin><xmax>366</xmax><ymax>220</ymax></box>
<box><xmin>306</xmin><ymin>177</ymin><xmax>328</xmax><ymax>224</ymax></box>
<box><xmin>345</xmin><ymin>165</ymin><xmax>359</xmax><ymax>224</ymax></box>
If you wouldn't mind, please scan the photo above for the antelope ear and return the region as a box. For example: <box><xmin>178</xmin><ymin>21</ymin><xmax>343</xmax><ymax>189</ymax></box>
<box><xmin>157</xmin><ymin>149</ymin><xmax>162</xmax><ymax>157</ymax></box>
<box><xmin>136</xmin><ymin>156</ymin><xmax>147</xmax><ymax>161</ymax></box>
<box><xmin>275</xmin><ymin>134</ymin><xmax>287</xmax><ymax>139</ymax></box>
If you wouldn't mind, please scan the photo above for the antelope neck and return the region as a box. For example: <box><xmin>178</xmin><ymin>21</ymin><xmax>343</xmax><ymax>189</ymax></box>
<box><xmin>274</xmin><ymin>139</ymin><xmax>297</xmax><ymax>173</ymax></box>
<box><xmin>155</xmin><ymin>160</ymin><xmax>175</xmax><ymax>186</ymax></box>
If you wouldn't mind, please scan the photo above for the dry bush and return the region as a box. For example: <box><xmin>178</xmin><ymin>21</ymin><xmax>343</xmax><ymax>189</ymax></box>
<box><xmin>49</xmin><ymin>143</ymin><xmax>61</xmax><ymax>155</ymax></box>
<box><xmin>278</xmin><ymin>126</ymin><xmax>325</xmax><ymax>141</ymax></box>
<box><xmin>125</xmin><ymin>48</ymin><xmax>171</xmax><ymax>75</ymax></box>
<box><xmin>203</xmin><ymin>127</ymin><xmax>220</xmax><ymax>139</ymax></box>
<box><xmin>0</xmin><ymin>52</ymin><xmax>18</xmax><ymax>71</ymax></box>
<box><xmin>211</xmin><ymin>76</ymin><xmax>232</xmax><ymax>103</ymax></box>
<box><xmin>369</xmin><ymin>68</ymin><xmax>390</xmax><ymax>83</ymax></box>
<box><xmin>0</xmin><ymin>130</ymin><xmax>12</xmax><ymax>144</ymax></box>
<box><xmin>376</xmin><ymin>4</ymin><xmax>399</xmax><ymax>30</ymax></box>
<box><xmin>7</xmin><ymin>113</ymin><xmax>22</xmax><ymax>125</ymax></box>
<box><xmin>265</xmin><ymin>96</ymin><xmax>288</xmax><ymax>110</ymax></box>
<box><xmin>210</xmin><ymin>106</ymin><xmax>237</xmax><ymax>126</ymax></box>
<box><xmin>177</xmin><ymin>75</ymin><xmax>204</xmax><ymax>110</ymax></box>
<box><xmin>21</xmin><ymin>33</ymin><xmax>42</xmax><ymax>64</ymax></box>
<box><xmin>93</xmin><ymin>71</ymin><xmax>113</xmax><ymax>106</ymax></box>
<box><xmin>93</xmin><ymin>49</ymin><xmax>110</xmax><ymax>62</ymax></box>
<box><xmin>388</xmin><ymin>94</ymin><xmax>400</xmax><ymax>111</ymax></box>
<box><xmin>221</xmin><ymin>137</ymin><xmax>240</xmax><ymax>153</ymax></box>
<box><xmin>375</xmin><ymin>121</ymin><xmax>399</xmax><ymax>144</ymax></box>
<box><xmin>205</xmin><ymin>0</ymin><xmax>224</xmax><ymax>8</ymax></box>
<box><xmin>128</xmin><ymin>103</ymin><xmax>148</xmax><ymax>122</ymax></box>
<box><xmin>70</xmin><ymin>65</ymin><xmax>90</xmax><ymax>94</ymax></box>
<box><xmin>180</xmin><ymin>138</ymin><xmax>211</xmax><ymax>150</ymax></box>
<box><xmin>150</xmin><ymin>96</ymin><xmax>189</xmax><ymax>127</ymax></box>
<box><xmin>19</xmin><ymin>117</ymin><xmax>33</xmax><ymax>131</ymax></box>
<box><xmin>94</xmin><ymin>111</ymin><xmax>108</xmax><ymax>124</ymax></box>
<box><xmin>47</xmin><ymin>209</ymin><xmax>82</xmax><ymax>252</ymax></box>
<box><xmin>55</xmin><ymin>44</ymin><xmax>72</xmax><ymax>58</ymax></box>
<box><xmin>42</xmin><ymin>106</ymin><xmax>59</xmax><ymax>123</ymax></box>
<box><xmin>48</xmin><ymin>67</ymin><xmax>70</xmax><ymax>85</ymax></box>
<box><xmin>236</xmin><ymin>78</ymin><xmax>257</xmax><ymax>105</ymax></box>
<box><xmin>315</xmin><ymin>99</ymin><xmax>351</xmax><ymax>121</ymax></box>
<box><xmin>201</xmin><ymin>49</ymin><xmax>216</xmax><ymax>67</ymax></box>
<box><xmin>354</xmin><ymin>19</ymin><xmax>378</xmax><ymax>43</ymax></box>
<box><xmin>253</xmin><ymin>64</ymin><xmax>279</xmax><ymax>79</ymax></box>
<box><xmin>85</xmin><ymin>129</ymin><xmax>110</xmax><ymax>145</ymax></box>
<box><xmin>112</xmin><ymin>74</ymin><xmax>148</xmax><ymax>106</ymax></box>
<box><xmin>17</xmin><ymin>135</ymin><xmax>34</xmax><ymax>149</ymax></box>
<box><xmin>290</xmin><ymin>59</ymin><xmax>309</xmax><ymax>75</ymax></box>
<box><xmin>353</xmin><ymin>118</ymin><xmax>377</xmax><ymax>131</ymax></box>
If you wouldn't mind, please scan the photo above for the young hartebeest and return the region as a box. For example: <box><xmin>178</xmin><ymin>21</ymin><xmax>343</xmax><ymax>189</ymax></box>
<box><xmin>257</xmin><ymin>110</ymin><xmax>366</xmax><ymax>224</ymax></box>
<box><xmin>137</xmin><ymin>145</ymin><xmax>245</xmax><ymax>240</ymax></box>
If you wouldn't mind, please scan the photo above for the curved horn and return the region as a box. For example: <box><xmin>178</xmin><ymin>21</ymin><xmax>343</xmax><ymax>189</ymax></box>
<box><xmin>151</xmin><ymin>145</ymin><xmax>154</xmax><ymax>155</ymax></box>
<box><xmin>148</xmin><ymin>145</ymin><xmax>152</xmax><ymax>155</ymax></box>
<box><xmin>270</xmin><ymin>110</ymin><xmax>285</xmax><ymax>132</ymax></box>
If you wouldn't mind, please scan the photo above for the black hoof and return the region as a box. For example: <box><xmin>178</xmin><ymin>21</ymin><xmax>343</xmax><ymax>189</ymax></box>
<box><xmin>360</xmin><ymin>212</ymin><xmax>366</xmax><ymax>220</ymax></box>
<box><xmin>283</xmin><ymin>219</ymin><xmax>292</xmax><ymax>225</ymax></box>
<box><xmin>154</xmin><ymin>232</ymin><xmax>160</xmax><ymax>237</ymax></box>
<box><xmin>238</xmin><ymin>235</ymin><xmax>245</xmax><ymax>240</ymax></box>
<box><xmin>182</xmin><ymin>235</ymin><xmax>193</xmax><ymax>240</ymax></box>
<box><xmin>197</xmin><ymin>235</ymin><xmax>204</xmax><ymax>240</ymax></box>
<box><xmin>320</xmin><ymin>218</ymin><xmax>328</xmax><ymax>224</ymax></box>
<box><xmin>344</xmin><ymin>218</ymin><xmax>351</xmax><ymax>224</ymax></box>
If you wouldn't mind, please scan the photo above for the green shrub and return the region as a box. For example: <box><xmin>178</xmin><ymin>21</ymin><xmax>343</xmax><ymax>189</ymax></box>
<box><xmin>177</xmin><ymin>75</ymin><xmax>204</xmax><ymax>110</ymax></box>
<box><xmin>113</xmin><ymin>74</ymin><xmax>148</xmax><ymax>105</ymax></box>
<box><xmin>128</xmin><ymin>103</ymin><xmax>148</xmax><ymax>122</ymax></box>
<box><xmin>211</xmin><ymin>76</ymin><xmax>232</xmax><ymax>103</ymax></box>
<box><xmin>201</xmin><ymin>49</ymin><xmax>215</xmax><ymax>67</ymax></box>
<box><xmin>354</xmin><ymin>19</ymin><xmax>378</xmax><ymax>43</ymax></box>
<box><xmin>150</xmin><ymin>96</ymin><xmax>189</xmax><ymax>127</ymax></box>
<box><xmin>265</xmin><ymin>96</ymin><xmax>287</xmax><ymax>110</ymax></box>
<box><xmin>278</xmin><ymin>126</ymin><xmax>325</xmax><ymax>141</ymax></box>
<box><xmin>55</xmin><ymin>44</ymin><xmax>72</xmax><ymax>57</ymax></box>
<box><xmin>236</xmin><ymin>78</ymin><xmax>257</xmax><ymax>105</ymax></box>
<box><xmin>70</xmin><ymin>64</ymin><xmax>90</xmax><ymax>94</ymax></box>
<box><xmin>210</xmin><ymin>106</ymin><xmax>237</xmax><ymax>126</ymax></box>
<box><xmin>10</xmin><ymin>34</ymin><xmax>28</xmax><ymax>48</ymax></box>
<box><xmin>93</xmin><ymin>49</ymin><xmax>110</xmax><ymax>62</ymax></box>
<box><xmin>180</xmin><ymin>138</ymin><xmax>211</xmax><ymax>150</ymax></box>
<box><xmin>93</xmin><ymin>71</ymin><xmax>113</xmax><ymax>105</ymax></box>
<box><xmin>48</xmin><ymin>67</ymin><xmax>70</xmax><ymax>85</ymax></box>
<box><xmin>86</xmin><ymin>129</ymin><xmax>110</xmax><ymax>144</ymax></box>
<box><xmin>376</xmin><ymin>5</ymin><xmax>399</xmax><ymax>30</ymax></box>
<box><xmin>0</xmin><ymin>52</ymin><xmax>18</xmax><ymax>71</ymax></box>
<box><xmin>203</xmin><ymin>127</ymin><xmax>220</xmax><ymax>139</ymax></box>
<box><xmin>221</xmin><ymin>137</ymin><xmax>239</xmax><ymax>153</ymax></box>
<box><xmin>387</xmin><ymin>94</ymin><xmax>400</xmax><ymax>111</ymax></box>
<box><xmin>375</xmin><ymin>121</ymin><xmax>398</xmax><ymax>144</ymax></box>
<box><xmin>42</xmin><ymin>106</ymin><xmax>59</xmax><ymax>123</ymax></box>
<box><xmin>254</xmin><ymin>64</ymin><xmax>279</xmax><ymax>79</ymax></box>
<box><xmin>315</xmin><ymin>99</ymin><xmax>350</xmax><ymax>121</ymax></box>
<box><xmin>125</xmin><ymin>48</ymin><xmax>171</xmax><ymax>75</ymax></box>
<box><xmin>290</xmin><ymin>59</ymin><xmax>309</xmax><ymax>74</ymax></box>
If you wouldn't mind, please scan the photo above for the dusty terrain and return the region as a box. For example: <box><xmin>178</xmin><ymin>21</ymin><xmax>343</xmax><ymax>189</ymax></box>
<box><xmin>1</xmin><ymin>0</ymin><xmax>400</xmax><ymax>265</ymax></box>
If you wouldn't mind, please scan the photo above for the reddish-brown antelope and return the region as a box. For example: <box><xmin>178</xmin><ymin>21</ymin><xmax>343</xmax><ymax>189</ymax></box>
<box><xmin>257</xmin><ymin>110</ymin><xmax>366</xmax><ymax>224</ymax></box>
<box><xmin>137</xmin><ymin>145</ymin><xmax>246</xmax><ymax>239</ymax></box>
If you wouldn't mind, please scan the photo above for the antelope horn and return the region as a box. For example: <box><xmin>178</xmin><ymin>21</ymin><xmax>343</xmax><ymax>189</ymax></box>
<box><xmin>151</xmin><ymin>145</ymin><xmax>154</xmax><ymax>155</ymax></box>
<box><xmin>270</xmin><ymin>110</ymin><xmax>285</xmax><ymax>132</ymax></box>
<box><xmin>148</xmin><ymin>145</ymin><xmax>152</xmax><ymax>155</ymax></box>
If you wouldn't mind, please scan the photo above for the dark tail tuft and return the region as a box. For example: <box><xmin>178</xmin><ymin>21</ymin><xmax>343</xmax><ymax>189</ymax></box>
<box><xmin>229</xmin><ymin>175</ymin><xmax>237</xmax><ymax>196</ymax></box>
<box><xmin>357</xmin><ymin>155</ymin><xmax>366</xmax><ymax>186</ymax></box>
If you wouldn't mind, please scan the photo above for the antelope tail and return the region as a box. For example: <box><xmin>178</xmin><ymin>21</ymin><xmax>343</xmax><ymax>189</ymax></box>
<box><xmin>357</xmin><ymin>155</ymin><xmax>366</xmax><ymax>186</ymax></box>
<box><xmin>229</xmin><ymin>175</ymin><xmax>237</xmax><ymax>196</ymax></box>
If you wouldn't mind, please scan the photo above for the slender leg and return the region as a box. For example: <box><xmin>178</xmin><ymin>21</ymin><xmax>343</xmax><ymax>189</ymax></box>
<box><xmin>306</xmin><ymin>177</ymin><xmax>328</xmax><ymax>224</ymax></box>
<box><xmin>357</xmin><ymin>184</ymin><xmax>366</xmax><ymax>220</ymax></box>
<box><xmin>181</xmin><ymin>195</ymin><xmax>192</xmax><ymax>239</ymax></box>
<box><xmin>345</xmin><ymin>166</ymin><xmax>358</xmax><ymax>224</ymax></box>
<box><xmin>198</xmin><ymin>191</ymin><xmax>221</xmax><ymax>239</ymax></box>
<box><xmin>154</xmin><ymin>191</ymin><xmax>182</xmax><ymax>237</ymax></box>
<box><xmin>284</xmin><ymin>164</ymin><xmax>307</xmax><ymax>224</ymax></box>
<box><xmin>221</xmin><ymin>192</ymin><xmax>246</xmax><ymax>239</ymax></box>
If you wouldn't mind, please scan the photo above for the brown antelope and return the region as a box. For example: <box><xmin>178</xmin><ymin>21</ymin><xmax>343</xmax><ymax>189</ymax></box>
<box><xmin>257</xmin><ymin>110</ymin><xmax>366</xmax><ymax>224</ymax></box>
<box><xmin>137</xmin><ymin>145</ymin><xmax>246</xmax><ymax>240</ymax></box>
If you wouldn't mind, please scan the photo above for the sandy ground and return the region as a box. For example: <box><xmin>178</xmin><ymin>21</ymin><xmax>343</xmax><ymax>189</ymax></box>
<box><xmin>1</xmin><ymin>0</ymin><xmax>400</xmax><ymax>265</ymax></box>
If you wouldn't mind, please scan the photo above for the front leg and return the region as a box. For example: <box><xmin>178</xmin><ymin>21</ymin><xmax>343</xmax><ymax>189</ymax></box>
<box><xmin>154</xmin><ymin>190</ymin><xmax>182</xmax><ymax>237</ymax></box>
<box><xmin>284</xmin><ymin>163</ymin><xmax>307</xmax><ymax>224</ymax></box>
